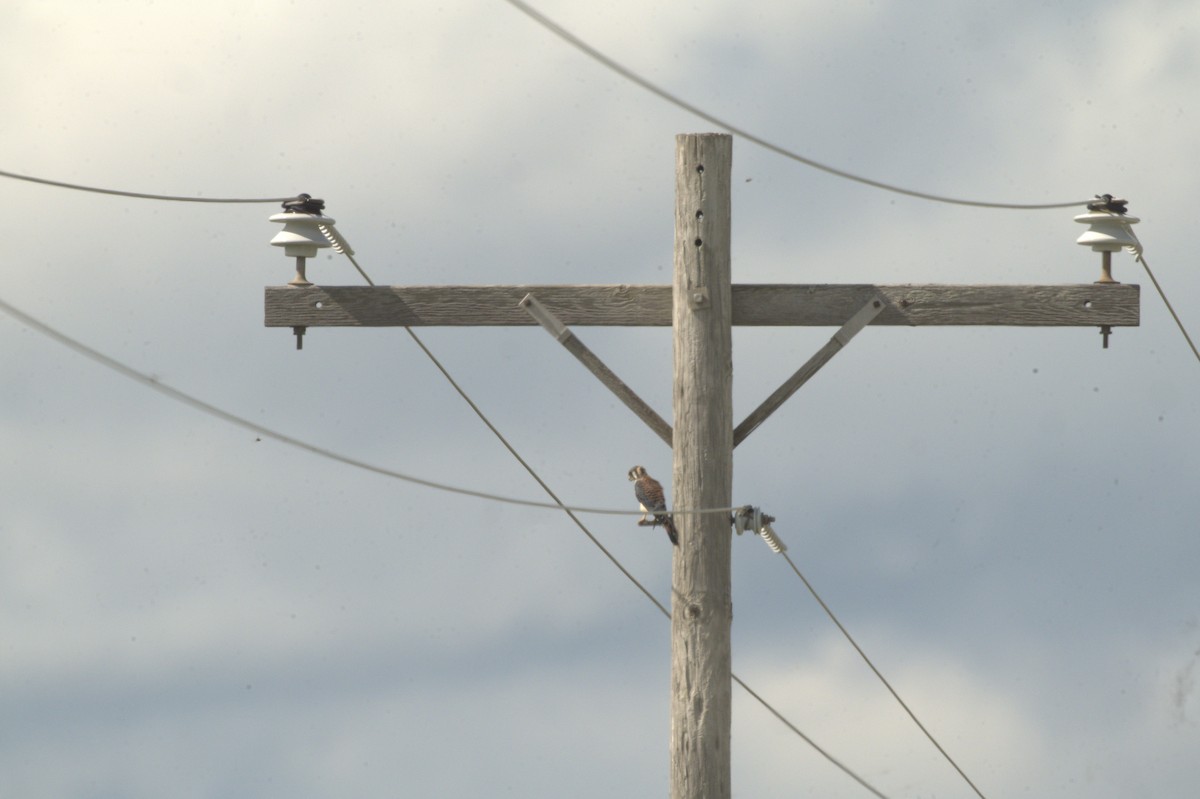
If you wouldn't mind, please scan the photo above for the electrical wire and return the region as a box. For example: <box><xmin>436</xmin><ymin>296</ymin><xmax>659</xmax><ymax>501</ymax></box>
<box><xmin>0</xmin><ymin>293</ymin><xmax>726</xmax><ymax>519</ymax></box>
<box><xmin>502</xmin><ymin>0</ymin><xmax>1090</xmax><ymax>211</ymax></box>
<box><xmin>345</xmin><ymin>226</ymin><xmax>1176</xmax><ymax>799</ymax></box>
<box><xmin>406</xmin><ymin>301</ymin><xmax>676</xmax><ymax>616</ymax></box>
<box><xmin>412</xmin><ymin>335</ymin><xmax>899</xmax><ymax>799</ymax></box>
<box><xmin>0</xmin><ymin>168</ymin><xmax>291</xmax><ymax>204</ymax></box>
<box><xmin>731</xmin><ymin>673</ymin><xmax>891</xmax><ymax>799</ymax></box>
<box><xmin>0</xmin><ymin>8</ymin><xmax>1089</xmax><ymax>215</ymax></box>
<box><xmin>0</xmin><ymin>41</ymin><xmax>1164</xmax><ymax>787</ymax></box>
<box><xmin>343</xmin><ymin>250</ymin><xmax>677</xmax><ymax>606</ymax></box>
<box><xmin>780</xmin><ymin>550</ymin><xmax>991</xmax><ymax>799</ymax></box>
<box><xmin>0</xmin><ymin>268</ymin><xmax>894</xmax><ymax>797</ymax></box>
<box><xmin>1081</xmin><ymin>212</ymin><xmax>1200</xmax><ymax>366</ymax></box>
<box><xmin>341</xmin><ymin>250</ymin><xmax>896</xmax><ymax>799</ymax></box>
<box><xmin>333</xmin><ymin>247</ymin><xmax>739</xmax><ymax>516</ymax></box>
<box><xmin>348</xmin><ymin>253</ymin><xmax>677</xmax><ymax>609</ymax></box>
<box><xmin>1137</xmin><ymin>251</ymin><xmax>1200</xmax><ymax>363</ymax></box>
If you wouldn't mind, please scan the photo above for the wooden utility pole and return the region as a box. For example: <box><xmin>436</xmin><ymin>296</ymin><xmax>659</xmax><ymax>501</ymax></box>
<box><xmin>264</xmin><ymin>133</ymin><xmax>1140</xmax><ymax>799</ymax></box>
<box><xmin>670</xmin><ymin>134</ymin><xmax>734</xmax><ymax>799</ymax></box>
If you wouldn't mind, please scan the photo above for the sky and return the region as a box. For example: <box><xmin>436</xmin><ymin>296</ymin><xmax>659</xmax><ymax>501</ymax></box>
<box><xmin>1</xmin><ymin>0</ymin><xmax>1198</xmax><ymax>796</ymax></box>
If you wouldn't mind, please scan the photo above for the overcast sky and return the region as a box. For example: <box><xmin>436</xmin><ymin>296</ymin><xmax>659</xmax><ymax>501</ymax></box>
<box><xmin>2</xmin><ymin>1</ymin><xmax>1198</xmax><ymax>797</ymax></box>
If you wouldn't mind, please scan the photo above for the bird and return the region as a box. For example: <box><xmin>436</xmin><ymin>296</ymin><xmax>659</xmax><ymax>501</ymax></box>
<box><xmin>1087</xmin><ymin>193</ymin><xmax>1128</xmax><ymax>215</ymax></box>
<box><xmin>627</xmin><ymin>465</ymin><xmax>679</xmax><ymax>546</ymax></box>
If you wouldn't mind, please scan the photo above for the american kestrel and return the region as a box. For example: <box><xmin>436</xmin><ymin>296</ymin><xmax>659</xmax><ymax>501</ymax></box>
<box><xmin>627</xmin><ymin>465</ymin><xmax>679</xmax><ymax>546</ymax></box>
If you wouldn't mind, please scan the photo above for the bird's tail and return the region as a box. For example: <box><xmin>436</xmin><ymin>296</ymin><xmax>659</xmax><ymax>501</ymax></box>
<box><xmin>659</xmin><ymin>514</ymin><xmax>679</xmax><ymax>546</ymax></box>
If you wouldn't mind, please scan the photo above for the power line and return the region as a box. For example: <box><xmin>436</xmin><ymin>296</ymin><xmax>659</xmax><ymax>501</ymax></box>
<box><xmin>779</xmin><ymin>550</ymin><xmax>991</xmax><ymax>799</ymax></box>
<box><xmin>411</xmin><ymin>314</ymin><xmax>898</xmax><ymax>799</ymax></box>
<box><xmin>0</xmin><ymin>265</ymin><xmax>895</xmax><ymax>798</ymax></box>
<box><xmin>341</xmin><ymin>251</ymin><xmax>897</xmax><ymax>799</ymax></box>
<box><xmin>0</xmin><ymin>267</ymin><xmax>895</xmax><ymax>798</ymax></box>
<box><xmin>731</xmin><ymin>673</ymin><xmax>891</xmax><ymax>799</ymax></box>
<box><xmin>1089</xmin><ymin>215</ymin><xmax>1199</xmax><ymax>366</ymax></box>
<box><xmin>0</xmin><ymin>168</ymin><xmax>291</xmax><ymax>204</ymax></box>
<box><xmin>0</xmin><ymin>294</ymin><xmax>728</xmax><ymax>518</ymax></box>
<box><xmin>397</xmin><ymin>282</ymin><xmax>677</xmax><ymax>615</ymax></box>
<box><xmin>1130</xmin><ymin>248</ymin><xmax>1200</xmax><ymax>365</ymax></box>
<box><xmin>343</xmin><ymin>249</ymin><xmax>676</xmax><ymax>604</ymax></box>
<box><xmin>502</xmin><ymin>0</ymin><xmax>1090</xmax><ymax>211</ymax></box>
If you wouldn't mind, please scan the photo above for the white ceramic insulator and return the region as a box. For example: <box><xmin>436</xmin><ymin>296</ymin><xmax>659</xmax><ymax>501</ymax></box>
<box><xmin>269</xmin><ymin>212</ymin><xmax>337</xmax><ymax>258</ymax></box>
<box><xmin>1074</xmin><ymin>212</ymin><xmax>1140</xmax><ymax>252</ymax></box>
<box><xmin>759</xmin><ymin>523</ymin><xmax>787</xmax><ymax>554</ymax></box>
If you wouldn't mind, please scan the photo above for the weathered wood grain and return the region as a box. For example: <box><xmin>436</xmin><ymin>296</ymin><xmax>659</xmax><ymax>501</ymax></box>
<box><xmin>735</xmin><ymin>283</ymin><xmax>1140</xmax><ymax>326</ymax></box>
<box><xmin>265</xmin><ymin>283</ymin><xmax>1139</xmax><ymax>327</ymax></box>
<box><xmin>670</xmin><ymin>133</ymin><xmax>733</xmax><ymax>799</ymax></box>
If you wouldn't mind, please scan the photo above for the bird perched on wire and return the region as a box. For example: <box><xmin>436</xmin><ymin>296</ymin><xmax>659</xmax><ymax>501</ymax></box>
<box><xmin>627</xmin><ymin>465</ymin><xmax>679</xmax><ymax>546</ymax></box>
<box><xmin>1087</xmin><ymin>193</ymin><xmax>1128</xmax><ymax>215</ymax></box>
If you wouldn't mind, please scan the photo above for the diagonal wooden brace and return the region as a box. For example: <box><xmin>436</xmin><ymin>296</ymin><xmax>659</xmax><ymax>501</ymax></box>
<box><xmin>733</xmin><ymin>294</ymin><xmax>886</xmax><ymax>447</ymax></box>
<box><xmin>520</xmin><ymin>293</ymin><xmax>673</xmax><ymax>447</ymax></box>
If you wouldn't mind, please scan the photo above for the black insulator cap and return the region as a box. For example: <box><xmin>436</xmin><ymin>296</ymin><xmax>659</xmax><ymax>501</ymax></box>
<box><xmin>282</xmin><ymin>193</ymin><xmax>326</xmax><ymax>215</ymax></box>
<box><xmin>1087</xmin><ymin>193</ymin><xmax>1128</xmax><ymax>215</ymax></box>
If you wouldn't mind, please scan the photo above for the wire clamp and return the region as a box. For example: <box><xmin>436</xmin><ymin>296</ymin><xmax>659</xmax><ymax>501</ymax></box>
<box><xmin>733</xmin><ymin>505</ymin><xmax>760</xmax><ymax>535</ymax></box>
<box><xmin>733</xmin><ymin>506</ymin><xmax>786</xmax><ymax>553</ymax></box>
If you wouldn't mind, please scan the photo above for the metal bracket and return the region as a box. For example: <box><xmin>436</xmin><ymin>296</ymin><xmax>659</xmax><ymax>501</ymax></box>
<box><xmin>733</xmin><ymin>294</ymin><xmax>886</xmax><ymax>447</ymax></box>
<box><xmin>733</xmin><ymin>506</ymin><xmax>786</xmax><ymax>553</ymax></box>
<box><xmin>520</xmin><ymin>293</ymin><xmax>673</xmax><ymax>446</ymax></box>
<box><xmin>519</xmin><ymin>292</ymin><xmax>572</xmax><ymax>343</ymax></box>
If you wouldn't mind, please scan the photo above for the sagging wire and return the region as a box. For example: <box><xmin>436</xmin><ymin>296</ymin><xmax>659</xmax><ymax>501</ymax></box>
<box><xmin>324</xmin><ymin>237</ymin><xmax>897</xmax><ymax>799</ymax></box>
<box><xmin>1118</xmin><ymin>220</ymin><xmax>1200</xmax><ymax>365</ymax></box>
<box><xmin>0</xmin><ymin>293</ymin><xmax>735</xmax><ymax>520</ymax></box>
<box><xmin>0</xmin><ymin>168</ymin><xmax>291</xmax><ymax>204</ymax></box>
<box><xmin>502</xmin><ymin>0</ymin><xmax>1089</xmax><ymax>211</ymax></box>
<box><xmin>735</xmin><ymin>512</ymin><xmax>993</xmax><ymax>799</ymax></box>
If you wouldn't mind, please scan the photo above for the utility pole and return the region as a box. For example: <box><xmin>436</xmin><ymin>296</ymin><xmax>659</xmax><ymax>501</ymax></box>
<box><xmin>670</xmin><ymin>133</ymin><xmax>733</xmax><ymax>799</ymax></box>
<box><xmin>264</xmin><ymin>133</ymin><xmax>1139</xmax><ymax>799</ymax></box>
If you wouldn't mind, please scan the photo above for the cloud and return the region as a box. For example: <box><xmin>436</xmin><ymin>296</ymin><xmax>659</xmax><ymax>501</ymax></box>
<box><xmin>1</xmin><ymin>0</ymin><xmax>1198</xmax><ymax>796</ymax></box>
